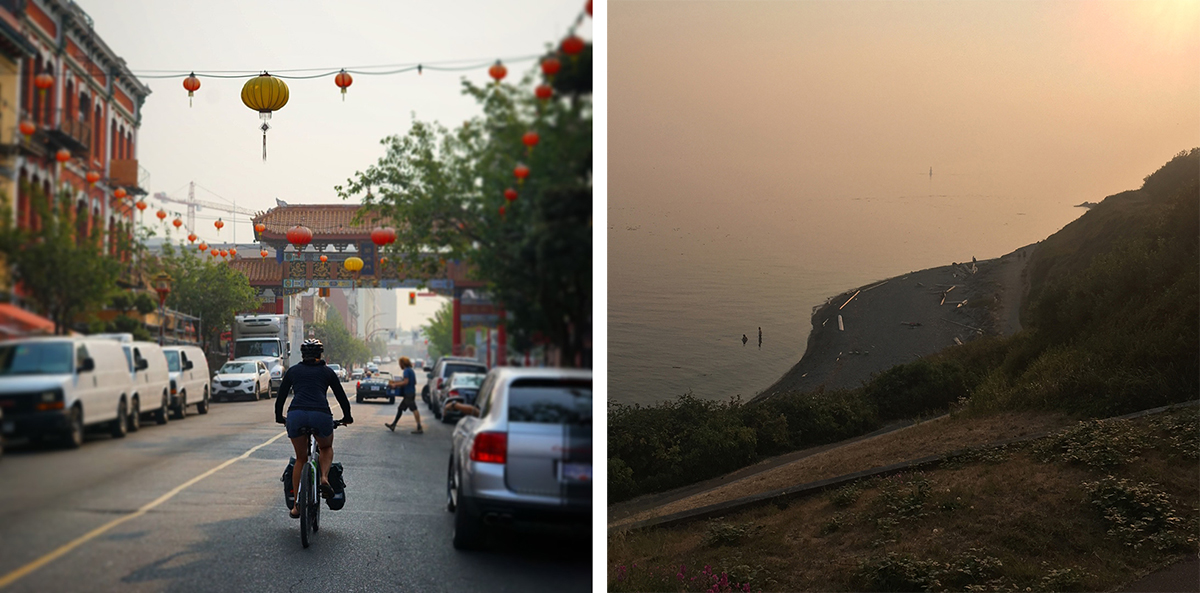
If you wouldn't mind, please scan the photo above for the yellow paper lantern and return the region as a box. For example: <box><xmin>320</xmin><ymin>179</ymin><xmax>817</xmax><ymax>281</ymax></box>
<box><xmin>343</xmin><ymin>256</ymin><xmax>363</xmax><ymax>272</ymax></box>
<box><xmin>241</xmin><ymin>73</ymin><xmax>290</xmax><ymax>160</ymax></box>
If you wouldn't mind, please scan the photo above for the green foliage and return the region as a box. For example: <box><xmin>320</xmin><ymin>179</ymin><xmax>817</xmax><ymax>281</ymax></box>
<box><xmin>1038</xmin><ymin>567</ymin><xmax>1092</xmax><ymax>592</ymax></box>
<box><xmin>701</xmin><ymin>521</ymin><xmax>756</xmax><ymax>547</ymax></box>
<box><xmin>855</xmin><ymin>549</ymin><xmax>1006</xmax><ymax>593</ymax></box>
<box><xmin>423</xmin><ymin>301</ymin><xmax>478</xmax><ymax>361</ymax></box>
<box><xmin>1083</xmin><ymin>476</ymin><xmax>1189</xmax><ymax>551</ymax></box>
<box><xmin>155</xmin><ymin>243</ymin><xmax>259</xmax><ymax>350</ymax></box>
<box><xmin>310</xmin><ymin>308</ymin><xmax>370</xmax><ymax>367</ymax></box>
<box><xmin>0</xmin><ymin>184</ymin><xmax>122</xmax><ymax>334</ymax></box>
<box><xmin>874</xmin><ymin>473</ymin><xmax>932</xmax><ymax>522</ymax></box>
<box><xmin>1032</xmin><ymin>419</ymin><xmax>1150</xmax><ymax>469</ymax></box>
<box><xmin>820</xmin><ymin>512</ymin><xmax>852</xmax><ymax>535</ymax></box>
<box><xmin>338</xmin><ymin>53</ymin><xmax>592</xmax><ymax>364</ymax></box>
<box><xmin>829</xmin><ymin>483</ymin><xmax>863</xmax><ymax>508</ymax></box>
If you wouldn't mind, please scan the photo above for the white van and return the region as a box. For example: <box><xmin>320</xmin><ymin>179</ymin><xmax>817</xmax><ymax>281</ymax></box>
<box><xmin>125</xmin><ymin>342</ymin><xmax>173</xmax><ymax>428</ymax></box>
<box><xmin>162</xmin><ymin>345</ymin><xmax>211</xmax><ymax>419</ymax></box>
<box><xmin>0</xmin><ymin>337</ymin><xmax>136</xmax><ymax>448</ymax></box>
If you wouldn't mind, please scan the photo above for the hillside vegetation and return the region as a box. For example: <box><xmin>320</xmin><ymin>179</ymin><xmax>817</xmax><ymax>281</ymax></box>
<box><xmin>609</xmin><ymin>149</ymin><xmax>1199</xmax><ymax>503</ymax></box>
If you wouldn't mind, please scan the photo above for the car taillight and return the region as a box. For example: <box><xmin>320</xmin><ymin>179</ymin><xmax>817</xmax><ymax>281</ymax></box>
<box><xmin>356</xmin><ymin>381</ymin><xmax>360</xmax><ymax>389</ymax></box>
<box><xmin>469</xmin><ymin>431</ymin><xmax>507</xmax><ymax>464</ymax></box>
<box><xmin>436</xmin><ymin>377</ymin><xmax>443</xmax><ymax>389</ymax></box>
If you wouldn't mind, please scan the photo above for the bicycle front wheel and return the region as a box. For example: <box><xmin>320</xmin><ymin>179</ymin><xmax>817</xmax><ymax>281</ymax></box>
<box><xmin>299</xmin><ymin>462</ymin><xmax>312</xmax><ymax>548</ymax></box>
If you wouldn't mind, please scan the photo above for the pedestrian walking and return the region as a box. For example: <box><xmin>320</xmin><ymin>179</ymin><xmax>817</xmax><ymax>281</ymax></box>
<box><xmin>385</xmin><ymin>357</ymin><xmax>424</xmax><ymax>434</ymax></box>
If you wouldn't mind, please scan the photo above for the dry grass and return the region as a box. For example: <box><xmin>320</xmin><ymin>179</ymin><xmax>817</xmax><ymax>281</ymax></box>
<box><xmin>610</xmin><ymin>409</ymin><xmax>1074</xmax><ymax>527</ymax></box>
<box><xmin>608</xmin><ymin>409</ymin><xmax>1199</xmax><ymax>592</ymax></box>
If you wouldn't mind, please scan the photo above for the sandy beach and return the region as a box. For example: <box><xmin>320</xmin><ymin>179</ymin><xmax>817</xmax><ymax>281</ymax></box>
<box><xmin>752</xmin><ymin>243</ymin><xmax>1036</xmax><ymax>402</ymax></box>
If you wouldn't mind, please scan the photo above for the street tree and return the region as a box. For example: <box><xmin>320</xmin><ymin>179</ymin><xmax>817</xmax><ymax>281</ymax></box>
<box><xmin>0</xmin><ymin>184</ymin><xmax>122</xmax><ymax>334</ymax></box>
<box><xmin>154</xmin><ymin>243</ymin><xmax>260</xmax><ymax>351</ymax></box>
<box><xmin>337</xmin><ymin>46</ymin><xmax>592</xmax><ymax>366</ymax></box>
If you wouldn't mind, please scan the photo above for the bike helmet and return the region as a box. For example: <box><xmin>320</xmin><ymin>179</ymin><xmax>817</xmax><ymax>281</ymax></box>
<box><xmin>300</xmin><ymin>338</ymin><xmax>324</xmax><ymax>360</ymax></box>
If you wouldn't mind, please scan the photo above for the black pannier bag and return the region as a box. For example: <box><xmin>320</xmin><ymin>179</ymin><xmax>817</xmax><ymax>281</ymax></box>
<box><xmin>327</xmin><ymin>462</ymin><xmax>346</xmax><ymax>510</ymax></box>
<box><xmin>281</xmin><ymin>457</ymin><xmax>296</xmax><ymax>510</ymax></box>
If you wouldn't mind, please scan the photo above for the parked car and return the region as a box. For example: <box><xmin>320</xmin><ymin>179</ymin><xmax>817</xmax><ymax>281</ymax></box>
<box><xmin>439</xmin><ymin>372</ymin><xmax>486</xmax><ymax>424</ymax></box>
<box><xmin>350</xmin><ymin>367</ymin><xmax>364</xmax><ymax>381</ymax></box>
<box><xmin>123</xmin><ymin>341</ymin><xmax>173</xmax><ymax>428</ymax></box>
<box><xmin>161</xmin><ymin>345</ymin><xmax>211</xmax><ymax>418</ymax></box>
<box><xmin>356</xmin><ymin>371</ymin><xmax>394</xmax><ymax>404</ymax></box>
<box><xmin>426</xmin><ymin>357</ymin><xmax>488</xmax><ymax>415</ymax></box>
<box><xmin>0</xmin><ymin>337</ymin><xmax>137</xmax><ymax>448</ymax></box>
<box><xmin>413</xmin><ymin>359</ymin><xmax>425</xmax><ymax>369</ymax></box>
<box><xmin>372</xmin><ymin>356</ymin><xmax>382</xmax><ymax>364</ymax></box>
<box><xmin>446</xmin><ymin>367</ymin><xmax>592</xmax><ymax>550</ymax></box>
<box><xmin>328</xmin><ymin>363</ymin><xmax>347</xmax><ymax>382</ymax></box>
<box><xmin>366</xmin><ymin>363</ymin><xmax>379</xmax><ymax>375</ymax></box>
<box><xmin>212</xmin><ymin>360</ymin><xmax>270</xmax><ymax>402</ymax></box>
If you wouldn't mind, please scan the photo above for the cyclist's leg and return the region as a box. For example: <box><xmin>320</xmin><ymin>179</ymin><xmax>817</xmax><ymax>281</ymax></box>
<box><xmin>315</xmin><ymin>433</ymin><xmax>334</xmax><ymax>488</ymax></box>
<box><xmin>288</xmin><ymin>435</ymin><xmax>308</xmax><ymax>516</ymax></box>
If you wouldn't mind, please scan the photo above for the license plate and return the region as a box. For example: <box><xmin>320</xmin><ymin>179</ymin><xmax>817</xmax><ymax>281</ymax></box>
<box><xmin>1</xmin><ymin>421</ymin><xmax>13</xmax><ymax>435</ymax></box>
<box><xmin>560</xmin><ymin>462</ymin><xmax>591</xmax><ymax>483</ymax></box>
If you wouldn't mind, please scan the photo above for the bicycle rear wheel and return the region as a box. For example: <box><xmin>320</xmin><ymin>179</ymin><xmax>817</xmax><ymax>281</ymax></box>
<box><xmin>310</xmin><ymin>469</ymin><xmax>321</xmax><ymax>533</ymax></box>
<box><xmin>299</xmin><ymin>462</ymin><xmax>312</xmax><ymax>548</ymax></box>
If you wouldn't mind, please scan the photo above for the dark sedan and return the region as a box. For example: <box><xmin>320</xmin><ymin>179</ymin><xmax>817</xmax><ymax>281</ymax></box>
<box><xmin>355</xmin><ymin>371</ymin><xmax>394</xmax><ymax>404</ymax></box>
<box><xmin>439</xmin><ymin>372</ymin><xmax>486</xmax><ymax>424</ymax></box>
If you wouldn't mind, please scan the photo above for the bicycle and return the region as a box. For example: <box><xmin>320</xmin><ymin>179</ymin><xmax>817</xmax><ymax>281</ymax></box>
<box><xmin>295</xmin><ymin>420</ymin><xmax>343</xmax><ymax>548</ymax></box>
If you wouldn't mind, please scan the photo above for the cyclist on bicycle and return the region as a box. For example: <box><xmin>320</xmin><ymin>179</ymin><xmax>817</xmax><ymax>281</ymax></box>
<box><xmin>275</xmin><ymin>338</ymin><xmax>353</xmax><ymax>518</ymax></box>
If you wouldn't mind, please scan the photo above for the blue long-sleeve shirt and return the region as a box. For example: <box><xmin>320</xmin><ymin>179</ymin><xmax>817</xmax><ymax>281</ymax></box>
<box><xmin>274</xmin><ymin>360</ymin><xmax>352</xmax><ymax>419</ymax></box>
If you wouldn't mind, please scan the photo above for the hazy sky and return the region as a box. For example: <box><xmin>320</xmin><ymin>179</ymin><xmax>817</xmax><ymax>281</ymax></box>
<box><xmin>81</xmin><ymin>0</ymin><xmax>590</xmax><ymax>329</ymax></box>
<box><xmin>611</xmin><ymin>0</ymin><xmax>1199</xmax><ymax>213</ymax></box>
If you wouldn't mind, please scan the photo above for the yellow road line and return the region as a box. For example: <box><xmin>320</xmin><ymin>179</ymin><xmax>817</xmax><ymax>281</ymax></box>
<box><xmin>0</xmin><ymin>430</ymin><xmax>289</xmax><ymax>590</ymax></box>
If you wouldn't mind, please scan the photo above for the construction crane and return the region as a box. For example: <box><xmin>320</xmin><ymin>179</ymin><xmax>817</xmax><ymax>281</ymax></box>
<box><xmin>153</xmin><ymin>181</ymin><xmax>257</xmax><ymax>240</ymax></box>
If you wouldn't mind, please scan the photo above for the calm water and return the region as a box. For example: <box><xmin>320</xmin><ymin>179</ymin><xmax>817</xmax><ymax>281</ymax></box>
<box><xmin>608</xmin><ymin>186</ymin><xmax>1085</xmax><ymax>406</ymax></box>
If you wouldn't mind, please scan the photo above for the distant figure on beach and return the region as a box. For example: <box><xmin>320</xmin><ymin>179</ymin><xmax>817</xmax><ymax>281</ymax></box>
<box><xmin>758</xmin><ymin>327</ymin><xmax>762</xmax><ymax>348</ymax></box>
<box><xmin>742</xmin><ymin>334</ymin><xmax>748</xmax><ymax>346</ymax></box>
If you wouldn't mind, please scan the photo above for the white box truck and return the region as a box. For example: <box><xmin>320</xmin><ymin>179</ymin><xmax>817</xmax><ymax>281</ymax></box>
<box><xmin>232</xmin><ymin>314</ymin><xmax>304</xmax><ymax>395</ymax></box>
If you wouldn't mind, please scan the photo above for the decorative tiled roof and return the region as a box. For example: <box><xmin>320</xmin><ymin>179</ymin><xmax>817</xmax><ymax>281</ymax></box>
<box><xmin>252</xmin><ymin>204</ymin><xmax>390</xmax><ymax>238</ymax></box>
<box><xmin>227</xmin><ymin>258</ymin><xmax>283</xmax><ymax>285</ymax></box>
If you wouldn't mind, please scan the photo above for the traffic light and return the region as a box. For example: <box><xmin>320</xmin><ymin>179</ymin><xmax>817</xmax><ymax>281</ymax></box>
<box><xmin>408</xmin><ymin>291</ymin><xmax>416</xmax><ymax>305</ymax></box>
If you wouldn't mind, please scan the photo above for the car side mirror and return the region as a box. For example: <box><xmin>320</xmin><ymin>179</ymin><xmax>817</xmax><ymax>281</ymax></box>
<box><xmin>78</xmin><ymin>357</ymin><xmax>95</xmax><ymax>373</ymax></box>
<box><xmin>136</xmin><ymin>358</ymin><xmax>149</xmax><ymax>371</ymax></box>
<box><xmin>184</xmin><ymin>360</ymin><xmax>194</xmax><ymax>370</ymax></box>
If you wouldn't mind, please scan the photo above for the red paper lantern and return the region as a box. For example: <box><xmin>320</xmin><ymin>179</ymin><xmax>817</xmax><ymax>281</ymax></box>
<box><xmin>384</xmin><ymin>226</ymin><xmax>397</xmax><ymax>244</ymax></box>
<box><xmin>562</xmin><ymin>35</ymin><xmax>585</xmax><ymax>56</ymax></box>
<box><xmin>334</xmin><ymin>70</ymin><xmax>353</xmax><ymax>101</ymax></box>
<box><xmin>198</xmin><ymin>242</ymin><xmax>208</xmax><ymax>252</ymax></box>
<box><xmin>183</xmin><ymin>73</ymin><xmax>200</xmax><ymax>107</ymax></box>
<box><xmin>535</xmin><ymin>84</ymin><xmax>553</xmax><ymax>101</ymax></box>
<box><xmin>254</xmin><ymin>222</ymin><xmax>266</xmax><ymax>233</ymax></box>
<box><xmin>34</xmin><ymin>73</ymin><xmax>53</xmax><ymax>91</ymax></box>
<box><xmin>504</xmin><ymin>188</ymin><xmax>518</xmax><ymax>202</ymax></box>
<box><xmin>135</xmin><ymin>201</ymin><xmax>147</xmax><ymax>211</ymax></box>
<box><xmin>172</xmin><ymin>218</ymin><xmax>183</xmax><ymax>229</ymax></box>
<box><xmin>586</xmin><ymin>0</ymin><xmax>592</xmax><ymax>16</ymax></box>
<box><xmin>219</xmin><ymin>249</ymin><xmax>228</xmax><ymax>258</ymax></box>
<box><xmin>86</xmin><ymin>171</ymin><xmax>100</xmax><ymax>185</ymax></box>
<box><xmin>188</xmin><ymin>233</ymin><xmax>197</xmax><ymax>243</ymax></box>
<box><xmin>370</xmin><ymin>227</ymin><xmax>391</xmax><ymax>246</ymax></box>
<box><xmin>488</xmin><ymin>60</ymin><xmax>507</xmax><ymax>84</ymax></box>
<box><xmin>156</xmin><ymin>209</ymin><xmax>167</xmax><ymax>221</ymax></box>
<box><xmin>513</xmin><ymin>163</ymin><xmax>530</xmax><ymax>184</ymax></box>
<box><xmin>260</xmin><ymin>249</ymin><xmax>269</xmax><ymax>258</ymax></box>
<box><xmin>522</xmin><ymin>131</ymin><xmax>540</xmax><ymax>150</ymax></box>
<box><xmin>113</xmin><ymin>187</ymin><xmax>127</xmax><ymax>199</ymax></box>
<box><xmin>210</xmin><ymin>250</ymin><xmax>218</xmax><ymax>259</ymax></box>
<box><xmin>54</xmin><ymin>148</ymin><xmax>70</xmax><ymax>163</ymax></box>
<box><xmin>19</xmin><ymin>120</ymin><xmax>35</xmax><ymax>138</ymax></box>
<box><xmin>229</xmin><ymin>248</ymin><xmax>238</xmax><ymax>257</ymax></box>
<box><xmin>319</xmin><ymin>254</ymin><xmax>328</xmax><ymax>263</ymax></box>
<box><xmin>286</xmin><ymin>224</ymin><xmax>313</xmax><ymax>247</ymax></box>
<box><xmin>214</xmin><ymin>218</ymin><xmax>224</xmax><ymax>232</ymax></box>
<box><xmin>499</xmin><ymin>205</ymin><xmax>506</xmax><ymax>217</ymax></box>
<box><xmin>380</xmin><ymin>256</ymin><xmax>388</xmax><ymax>264</ymax></box>
<box><xmin>541</xmin><ymin>57</ymin><xmax>561</xmax><ymax>77</ymax></box>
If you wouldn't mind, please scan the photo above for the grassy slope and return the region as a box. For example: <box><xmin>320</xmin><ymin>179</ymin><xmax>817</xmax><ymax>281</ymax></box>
<box><xmin>609</xmin><ymin>409</ymin><xmax>1199</xmax><ymax>592</ymax></box>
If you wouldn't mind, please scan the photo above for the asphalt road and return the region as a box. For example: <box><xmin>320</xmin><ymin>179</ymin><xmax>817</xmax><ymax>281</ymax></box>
<box><xmin>0</xmin><ymin>370</ymin><xmax>590</xmax><ymax>592</ymax></box>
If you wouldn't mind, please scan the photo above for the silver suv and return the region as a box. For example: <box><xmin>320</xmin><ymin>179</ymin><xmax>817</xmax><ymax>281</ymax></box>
<box><xmin>446</xmin><ymin>367</ymin><xmax>592</xmax><ymax>550</ymax></box>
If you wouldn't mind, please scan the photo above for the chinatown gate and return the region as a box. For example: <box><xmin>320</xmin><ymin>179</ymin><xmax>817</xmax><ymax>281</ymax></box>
<box><xmin>227</xmin><ymin>204</ymin><xmax>503</xmax><ymax>362</ymax></box>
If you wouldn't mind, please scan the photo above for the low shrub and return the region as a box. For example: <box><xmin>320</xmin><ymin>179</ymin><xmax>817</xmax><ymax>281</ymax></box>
<box><xmin>1033</xmin><ymin>419</ymin><xmax>1150</xmax><ymax>469</ymax></box>
<box><xmin>1083</xmin><ymin>476</ymin><xmax>1188</xmax><ymax>551</ymax></box>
